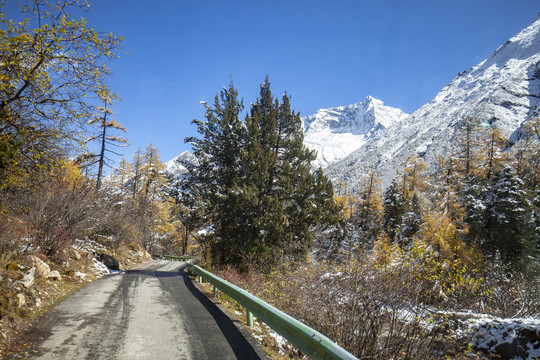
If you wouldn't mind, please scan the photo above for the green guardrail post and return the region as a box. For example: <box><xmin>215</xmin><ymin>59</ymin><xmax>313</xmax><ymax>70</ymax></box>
<box><xmin>186</xmin><ymin>263</ymin><xmax>358</xmax><ymax>360</ymax></box>
<box><xmin>246</xmin><ymin>309</ymin><xmax>253</xmax><ymax>327</ymax></box>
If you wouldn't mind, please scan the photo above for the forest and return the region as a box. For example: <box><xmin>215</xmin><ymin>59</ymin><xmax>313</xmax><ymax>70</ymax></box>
<box><xmin>179</xmin><ymin>80</ymin><xmax>540</xmax><ymax>358</ymax></box>
<box><xmin>1</xmin><ymin>1</ymin><xmax>539</xmax><ymax>358</ymax></box>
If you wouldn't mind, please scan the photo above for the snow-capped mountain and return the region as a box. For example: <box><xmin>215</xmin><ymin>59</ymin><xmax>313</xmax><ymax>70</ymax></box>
<box><xmin>302</xmin><ymin>96</ymin><xmax>409</xmax><ymax>168</ymax></box>
<box><xmin>167</xmin><ymin>14</ymin><xmax>540</xmax><ymax>192</ymax></box>
<box><xmin>163</xmin><ymin>150</ymin><xmax>196</xmax><ymax>176</ymax></box>
<box><xmin>323</xmin><ymin>13</ymin><xmax>540</xmax><ymax>190</ymax></box>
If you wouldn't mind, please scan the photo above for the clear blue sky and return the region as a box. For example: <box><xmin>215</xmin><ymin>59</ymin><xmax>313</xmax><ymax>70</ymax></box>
<box><xmin>7</xmin><ymin>1</ymin><xmax>540</xmax><ymax>164</ymax></box>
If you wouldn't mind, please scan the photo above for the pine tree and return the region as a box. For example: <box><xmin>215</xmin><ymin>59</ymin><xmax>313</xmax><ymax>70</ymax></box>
<box><xmin>383</xmin><ymin>177</ymin><xmax>406</xmax><ymax>242</ymax></box>
<box><xmin>236</xmin><ymin>78</ymin><xmax>338</xmax><ymax>267</ymax></box>
<box><xmin>485</xmin><ymin>165</ymin><xmax>537</xmax><ymax>270</ymax></box>
<box><xmin>184</xmin><ymin>80</ymin><xmax>246</xmax><ymax>254</ymax></box>
<box><xmin>461</xmin><ymin>175</ymin><xmax>489</xmax><ymax>246</ymax></box>
<box><xmin>186</xmin><ymin>77</ymin><xmax>339</xmax><ymax>269</ymax></box>
<box><xmin>402</xmin><ymin>192</ymin><xmax>423</xmax><ymax>240</ymax></box>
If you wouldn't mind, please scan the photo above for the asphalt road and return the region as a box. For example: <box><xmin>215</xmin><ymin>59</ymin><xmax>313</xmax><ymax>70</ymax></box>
<box><xmin>23</xmin><ymin>260</ymin><xmax>265</xmax><ymax>359</ymax></box>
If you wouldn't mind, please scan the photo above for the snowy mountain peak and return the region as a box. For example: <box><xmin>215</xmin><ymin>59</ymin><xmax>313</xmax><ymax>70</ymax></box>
<box><xmin>325</xmin><ymin>14</ymin><xmax>540</xmax><ymax>190</ymax></box>
<box><xmin>164</xmin><ymin>150</ymin><xmax>196</xmax><ymax>176</ymax></box>
<box><xmin>302</xmin><ymin>96</ymin><xmax>408</xmax><ymax>168</ymax></box>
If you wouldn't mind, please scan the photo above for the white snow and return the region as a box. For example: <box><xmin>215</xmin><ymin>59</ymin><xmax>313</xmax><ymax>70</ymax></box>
<box><xmin>163</xmin><ymin>150</ymin><xmax>197</xmax><ymax>176</ymax></box>
<box><xmin>302</xmin><ymin>96</ymin><xmax>408</xmax><ymax>168</ymax></box>
<box><xmin>323</xmin><ymin>13</ymin><xmax>540</xmax><ymax>190</ymax></box>
<box><xmin>461</xmin><ymin>313</ymin><xmax>540</xmax><ymax>360</ymax></box>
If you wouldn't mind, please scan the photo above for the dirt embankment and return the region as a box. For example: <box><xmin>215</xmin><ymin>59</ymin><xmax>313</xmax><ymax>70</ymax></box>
<box><xmin>0</xmin><ymin>240</ymin><xmax>151</xmax><ymax>358</ymax></box>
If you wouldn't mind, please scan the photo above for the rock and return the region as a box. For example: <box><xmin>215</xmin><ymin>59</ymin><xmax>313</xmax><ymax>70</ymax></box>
<box><xmin>495</xmin><ymin>338</ymin><xmax>528</xmax><ymax>359</ymax></box>
<box><xmin>35</xmin><ymin>298</ymin><xmax>42</xmax><ymax>309</ymax></box>
<box><xmin>138</xmin><ymin>250</ymin><xmax>151</xmax><ymax>260</ymax></box>
<box><xmin>73</xmin><ymin>250</ymin><xmax>81</xmax><ymax>260</ymax></box>
<box><xmin>98</xmin><ymin>253</ymin><xmax>120</xmax><ymax>271</ymax></box>
<box><xmin>474</xmin><ymin>321</ymin><xmax>540</xmax><ymax>360</ymax></box>
<box><xmin>74</xmin><ymin>271</ymin><xmax>87</xmax><ymax>281</ymax></box>
<box><xmin>495</xmin><ymin>341</ymin><xmax>518</xmax><ymax>359</ymax></box>
<box><xmin>30</xmin><ymin>255</ymin><xmax>51</xmax><ymax>278</ymax></box>
<box><xmin>20</xmin><ymin>267</ymin><xmax>35</xmax><ymax>288</ymax></box>
<box><xmin>15</xmin><ymin>293</ymin><xmax>25</xmax><ymax>308</ymax></box>
<box><xmin>46</xmin><ymin>270</ymin><xmax>62</xmax><ymax>281</ymax></box>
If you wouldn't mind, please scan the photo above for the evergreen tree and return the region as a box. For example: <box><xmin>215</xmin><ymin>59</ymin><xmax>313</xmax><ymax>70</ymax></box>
<box><xmin>399</xmin><ymin>155</ymin><xmax>428</xmax><ymax>241</ymax></box>
<box><xmin>485</xmin><ymin>165</ymin><xmax>537</xmax><ymax>270</ymax></box>
<box><xmin>461</xmin><ymin>175</ymin><xmax>489</xmax><ymax>246</ymax></box>
<box><xmin>184</xmin><ymin>80</ymin><xmax>246</xmax><ymax>264</ymax></box>
<box><xmin>383</xmin><ymin>177</ymin><xmax>406</xmax><ymax>242</ymax></box>
<box><xmin>316</xmin><ymin>189</ymin><xmax>357</xmax><ymax>262</ymax></box>
<box><xmin>186</xmin><ymin>78</ymin><xmax>339</xmax><ymax>269</ymax></box>
<box><xmin>236</xmin><ymin>78</ymin><xmax>338</xmax><ymax>267</ymax></box>
<box><xmin>402</xmin><ymin>192</ymin><xmax>423</xmax><ymax>240</ymax></box>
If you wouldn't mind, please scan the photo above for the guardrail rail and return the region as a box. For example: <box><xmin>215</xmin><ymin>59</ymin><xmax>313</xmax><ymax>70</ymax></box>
<box><xmin>152</xmin><ymin>254</ymin><xmax>194</xmax><ymax>262</ymax></box>
<box><xmin>187</xmin><ymin>263</ymin><xmax>358</xmax><ymax>360</ymax></box>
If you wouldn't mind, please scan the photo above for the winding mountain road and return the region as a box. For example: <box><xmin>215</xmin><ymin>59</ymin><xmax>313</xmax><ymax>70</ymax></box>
<box><xmin>24</xmin><ymin>260</ymin><xmax>265</xmax><ymax>359</ymax></box>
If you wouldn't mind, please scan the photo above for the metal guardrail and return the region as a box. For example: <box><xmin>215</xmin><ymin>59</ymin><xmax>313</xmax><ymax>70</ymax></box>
<box><xmin>152</xmin><ymin>254</ymin><xmax>194</xmax><ymax>262</ymax></box>
<box><xmin>187</xmin><ymin>263</ymin><xmax>358</xmax><ymax>360</ymax></box>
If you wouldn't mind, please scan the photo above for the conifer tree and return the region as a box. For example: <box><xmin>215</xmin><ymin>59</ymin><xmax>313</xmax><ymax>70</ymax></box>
<box><xmin>317</xmin><ymin>189</ymin><xmax>357</xmax><ymax>262</ymax></box>
<box><xmin>186</xmin><ymin>77</ymin><xmax>339</xmax><ymax>269</ymax></box>
<box><xmin>402</xmin><ymin>155</ymin><xmax>429</xmax><ymax>200</ymax></box>
<box><xmin>462</xmin><ymin>175</ymin><xmax>489</xmax><ymax>246</ymax></box>
<box><xmin>485</xmin><ymin>165</ymin><xmax>537</xmax><ymax>270</ymax></box>
<box><xmin>86</xmin><ymin>101</ymin><xmax>128</xmax><ymax>190</ymax></box>
<box><xmin>453</xmin><ymin>117</ymin><xmax>484</xmax><ymax>180</ymax></box>
<box><xmin>131</xmin><ymin>144</ymin><xmax>169</xmax><ymax>253</ymax></box>
<box><xmin>482</xmin><ymin>128</ymin><xmax>507</xmax><ymax>180</ymax></box>
<box><xmin>353</xmin><ymin>171</ymin><xmax>384</xmax><ymax>249</ymax></box>
<box><xmin>383</xmin><ymin>177</ymin><xmax>406</xmax><ymax>242</ymax></box>
<box><xmin>236</xmin><ymin>77</ymin><xmax>338</xmax><ymax>267</ymax></box>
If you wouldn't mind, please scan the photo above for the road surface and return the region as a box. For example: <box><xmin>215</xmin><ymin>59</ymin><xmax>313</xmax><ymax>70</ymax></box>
<box><xmin>23</xmin><ymin>260</ymin><xmax>265</xmax><ymax>359</ymax></box>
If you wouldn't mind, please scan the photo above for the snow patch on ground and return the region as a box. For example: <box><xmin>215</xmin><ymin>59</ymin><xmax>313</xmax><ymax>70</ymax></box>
<box><xmin>461</xmin><ymin>314</ymin><xmax>540</xmax><ymax>359</ymax></box>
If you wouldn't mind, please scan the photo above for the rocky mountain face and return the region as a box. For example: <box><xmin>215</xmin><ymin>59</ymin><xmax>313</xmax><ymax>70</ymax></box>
<box><xmin>302</xmin><ymin>96</ymin><xmax>409</xmax><ymax>169</ymax></box>
<box><xmin>319</xmin><ymin>14</ymin><xmax>540</xmax><ymax>190</ymax></box>
<box><xmin>163</xmin><ymin>150</ymin><xmax>196</xmax><ymax>176</ymax></box>
<box><xmin>167</xmin><ymin>15</ymin><xmax>540</xmax><ymax>192</ymax></box>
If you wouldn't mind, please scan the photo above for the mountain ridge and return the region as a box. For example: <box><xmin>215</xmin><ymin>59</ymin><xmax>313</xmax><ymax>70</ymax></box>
<box><xmin>322</xmin><ymin>13</ymin><xmax>540</xmax><ymax>190</ymax></box>
<box><xmin>302</xmin><ymin>96</ymin><xmax>408</xmax><ymax>168</ymax></box>
<box><xmin>166</xmin><ymin>14</ymin><xmax>540</xmax><ymax>191</ymax></box>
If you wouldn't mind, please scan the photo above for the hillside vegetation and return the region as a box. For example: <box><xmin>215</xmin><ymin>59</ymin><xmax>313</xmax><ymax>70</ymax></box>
<box><xmin>1</xmin><ymin>1</ymin><xmax>539</xmax><ymax>359</ymax></box>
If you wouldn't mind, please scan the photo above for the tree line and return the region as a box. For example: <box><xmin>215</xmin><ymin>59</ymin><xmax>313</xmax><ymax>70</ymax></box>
<box><xmin>0</xmin><ymin>1</ymin><xmax>181</xmax><ymax>263</ymax></box>
<box><xmin>320</xmin><ymin>117</ymin><xmax>539</xmax><ymax>276</ymax></box>
<box><xmin>2</xmin><ymin>1</ymin><xmax>538</xmax><ymax>283</ymax></box>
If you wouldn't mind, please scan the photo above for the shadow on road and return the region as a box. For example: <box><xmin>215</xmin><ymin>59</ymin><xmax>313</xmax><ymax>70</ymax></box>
<box><xmin>179</xmin><ymin>266</ymin><xmax>265</xmax><ymax>360</ymax></box>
